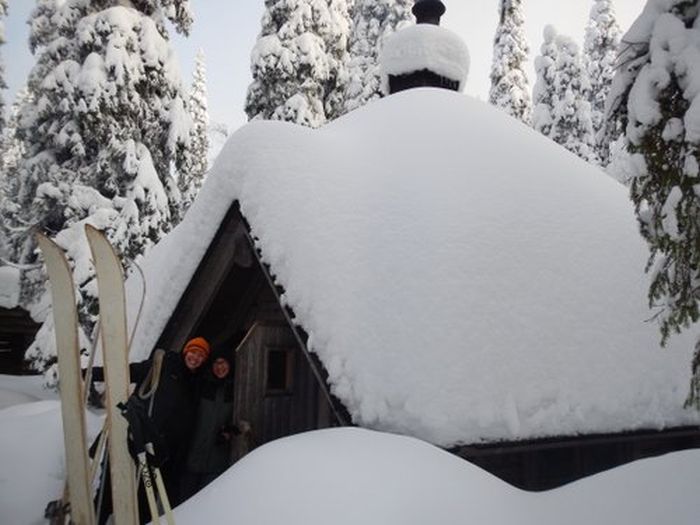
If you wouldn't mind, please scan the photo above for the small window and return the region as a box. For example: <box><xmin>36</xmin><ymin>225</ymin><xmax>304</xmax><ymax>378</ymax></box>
<box><xmin>265</xmin><ymin>347</ymin><xmax>294</xmax><ymax>395</ymax></box>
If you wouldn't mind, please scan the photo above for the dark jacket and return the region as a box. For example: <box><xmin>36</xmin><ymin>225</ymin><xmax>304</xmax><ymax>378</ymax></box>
<box><xmin>186</xmin><ymin>371</ymin><xmax>235</xmax><ymax>475</ymax></box>
<box><xmin>91</xmin><ymin>350</ymin><xmax>201</xmax><ymax>504</ymax></box>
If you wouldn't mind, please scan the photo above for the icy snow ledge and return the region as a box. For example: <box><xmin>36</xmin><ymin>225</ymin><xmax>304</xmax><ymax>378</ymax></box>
<box><xmin>380</xmin><ymin>24</ymin><xmax>470</xmax><ymax>93</ymax></box>
<box><xmin>0</xmin><ymin>266</ymin><xmax>20</xmax><ymax>309</ymax></box>
<box><xmin>175</xmin><ymin>428</ymin><xmax>700</xmax><ymax>525</ymax></box>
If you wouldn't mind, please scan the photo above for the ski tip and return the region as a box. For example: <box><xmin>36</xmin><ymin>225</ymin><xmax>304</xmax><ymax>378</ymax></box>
<box><xmin>84</xmin><ymin>223</ymin><xmax>102</xmax><ymax>239</ymax></box>
<box><xmin>34</xmin><ymin>233</ymin><xmax>68</xmax><ymax>269</ymax></box>
<box><xmin>34</xmin><ymin>231</ymin><xmax>53</xmax><ymax>250</ymax></box>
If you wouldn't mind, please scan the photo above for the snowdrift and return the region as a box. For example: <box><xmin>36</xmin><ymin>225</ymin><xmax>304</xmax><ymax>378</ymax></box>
<box><xmin>174</xmin><ymin>427</ymin><xmax>700</xmax><ymax>525</ymax></box>
<box><xmin>124</xmin><ymin>88</ymin><xmax>700</xmax><ymax>446</ymax></box>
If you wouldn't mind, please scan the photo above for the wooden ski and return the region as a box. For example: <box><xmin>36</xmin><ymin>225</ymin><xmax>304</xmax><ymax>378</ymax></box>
<box><xmin>85</xmin><ymin>225</ymin><xmax>139</xmax><ymax>525</ymax></box>
<box><xmin>36</xmin><ymin>233</ymin><xmax>96</xmax><ymax>525</ymax></box>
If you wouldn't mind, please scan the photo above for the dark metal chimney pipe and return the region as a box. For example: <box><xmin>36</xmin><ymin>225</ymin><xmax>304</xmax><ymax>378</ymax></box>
<box><xmin>412</xmin><ymin>0</ymin><xmax>446</xmax><ymax>25</ymax></box>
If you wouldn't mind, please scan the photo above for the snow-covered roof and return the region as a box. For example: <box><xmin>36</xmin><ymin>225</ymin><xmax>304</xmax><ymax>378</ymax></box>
<box><xmin>0</xmin><ymin>266</ymin><xmax>20</xmax><ymax>309</ymax></box>
<box><xmin>126</xmin><ymin>88</ymin><xmax>700</xmax><ymax>447</ymax></box>
<box><xmin>379</xmin><ymin>24</ymin><xmax>470</xmax><ymax>93</ymax></box>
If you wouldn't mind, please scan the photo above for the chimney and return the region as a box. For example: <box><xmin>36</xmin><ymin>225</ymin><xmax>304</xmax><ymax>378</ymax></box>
<box><xmin>412</xmin><ymin>0</ymin><xmax>446</xmax><ymax>26</ymax></box>
<box><xmin>379</xmin><ymin>1</ymin><xmax>470</xmax><ymax>95</ymax></box>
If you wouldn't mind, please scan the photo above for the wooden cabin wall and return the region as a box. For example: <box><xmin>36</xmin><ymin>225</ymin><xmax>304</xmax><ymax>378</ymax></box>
<box><xmin>454</xmin><ymin>427</ymin><xmax>700</xmax><ymax>491</ymax></box>
<box><xmin>232</xmin><ymin>322</ymin><xmax>330</xmax><ymax>461</ymax></box>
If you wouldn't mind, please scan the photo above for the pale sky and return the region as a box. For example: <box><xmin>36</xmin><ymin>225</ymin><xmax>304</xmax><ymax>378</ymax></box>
<box><xmin>4</xmin><ymin>0</ymin><xmax>646</xmax><ymax>132</ymax></box>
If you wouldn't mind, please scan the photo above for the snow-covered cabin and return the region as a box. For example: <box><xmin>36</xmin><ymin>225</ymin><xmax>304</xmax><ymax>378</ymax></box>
<box><xmin>121</xmin><ymin>0</ymin><xmax>700</xmax><ymax>490</ymax></box>
<box><xmin>0</xmin><ymin>266</ymin><xmax>39</xmax><ymax>374</ymax></box>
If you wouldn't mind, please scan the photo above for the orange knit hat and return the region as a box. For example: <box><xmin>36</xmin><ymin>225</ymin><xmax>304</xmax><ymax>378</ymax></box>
<box><xmin>183</xmin><ymin>337</ymin><xmax>211</xmax><ymax>359</ymax></box>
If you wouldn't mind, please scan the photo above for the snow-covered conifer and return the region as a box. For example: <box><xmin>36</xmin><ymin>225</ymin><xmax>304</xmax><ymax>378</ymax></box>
<box><xmin>245</xmin><ymin>0</ymin><xmax>352</xmax><ymax>128</ymax></box>
<box><xmin>489</xmin><ymin>0</ymin><xmax>531</xmax><ymax>124</ymax></box>
<box><xmin>342</xmin><ymin>0</ymin><xmax>414</xmax><ymax>114</ymax></box>
<box><xmin>548</xmin><ymin>35</ymin><xmax>595</xmax><ymax>162</ymax></box>
<box><xmin>9</xmin><ymin>0</ymin><xmax>193</xmax><ymax>377</ymax></box>
<box><xmin>583</xmin><ymin>0</ymin><xmax>621</xmax><ymax>163</ymax></box>
<box><xmin>180</xmin><ymin>49</ymin><xmax>209</xmax><ymax>213</ymax></box>
<box><xmin>0</xmin><ymin>87</ymin><xmax>32</xmax><ymax>227</ymax></box>
<box><xmin>606</xmin><ymin>0</ymin><xmax>700</xmax><ymax>407</ymax></box>
<box><xmin>532</xmin><ymin>26</ymin><xmax>558</xmax><ymax>137</ymax></box>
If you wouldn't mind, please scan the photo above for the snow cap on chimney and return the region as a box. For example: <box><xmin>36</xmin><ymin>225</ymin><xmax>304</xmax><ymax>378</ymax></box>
<box><xmin>380</xmin><ymin>1</ymin><xmax>470</xmax><ymax>94</ymax></box>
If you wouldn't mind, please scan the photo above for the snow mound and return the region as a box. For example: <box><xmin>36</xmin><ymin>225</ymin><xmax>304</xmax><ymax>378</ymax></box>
<box><xmin>380</xmin><ymin>24</ymin><xmax>470</xmax><ymax>93</ymax></box>
<box><xmin>0</xmin><ymin>389</ymin><xmax>41</xmax><ymax>410</ymax></box>
<box><xmin>126</xmin><ymin>88</ymin><xmax>699</xmax><ymax>447</ymax></box>
<box><xmin>174</xmin><ymin>428</ymin><xmax>700</xmax><ymax>525</ymax></box>
<box><xmin>0</xmin><ymin>399</ymin><xmax>102</xmax><ymax>524</ymax></box>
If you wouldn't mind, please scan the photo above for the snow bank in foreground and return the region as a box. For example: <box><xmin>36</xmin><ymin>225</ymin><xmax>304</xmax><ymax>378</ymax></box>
<box><xmin>176</xmin><ymin>428</ymin><xmax>700</xmax><ymax>525</ymax></box>
<box><xmin>0</xmin><ymin>399</ymin><xmax>102</xmax><ymax>524</ymax></box>
<box><xmin>124</xmin><ymin>88</ymin><xmax>699</xmax><ymax>447</ymax></box>
<box><xmin>0</xmin><ymin>397</ymin><xmax>698</xmax><ymax>525</ymax></box>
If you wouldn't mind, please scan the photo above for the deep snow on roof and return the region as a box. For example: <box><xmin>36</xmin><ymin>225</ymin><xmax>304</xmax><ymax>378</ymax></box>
<box><xmin>126</xmin><ymin>89</ymin><xmax>700</xmax><ymax>447</ymax></box>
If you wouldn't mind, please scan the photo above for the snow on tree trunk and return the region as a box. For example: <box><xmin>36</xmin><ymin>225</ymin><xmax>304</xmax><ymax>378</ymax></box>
<box><xmin>0</xmin><ymin>0</ymin><xmax>7</xmax><ymax>134</ymax></box>
<box><xmin>606</xmin><ymin>0</ymin><xmax>700</xmax><ymax>408</ymax></box>
<box><xmin>342</xmin><ymin>0</ymin><xmax>414</xmax><ymax>115</ymax></box>
<box><xmin>548</xmin><ymin>35</ymin><xmax>596</xmax><ymax>162</ymax></box>
<box><xmin>583</xmin><ymin>0</ymin><xmax>621</xmax><ymax>165</ymax></box>
<box><xmin>6</xmin><ymin>0</ymin><xmax>193</xmax><ymax>380</ymax></box>
<box><xmin>532</xmin><ymin>25</ymin><xmax>559</xmax><ymax>137</ymax></box>
<box><xmin>180</xmin><ymin>49</ymin><xmax>209</xmax><ymax>214</ymax></box>
<box><xmin>489</xmin><ymin>0</ymin><xmax>532</xmax><ymax>124</ymax></box>
<box><xmin>0</xmin><ymin>87</ymin><xmax>33</xmax><ymax>260</ymax></box>
<box><xmin>245</xmin><ymin>0</ymin><xmax>352</xmax><ymax>128</ymax></box>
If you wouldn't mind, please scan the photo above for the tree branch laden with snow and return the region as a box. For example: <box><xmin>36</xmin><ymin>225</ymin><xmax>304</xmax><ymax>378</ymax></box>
<box><xmin>606</xmin><ymin>0</ymin><xmax>700</xmax><ymax>408</ymax></box>
<box><xmin>4</xmin><ymin>0</ymin><xmax>194</xmax><ymax>381</ymax></box>
<box><xmin>489</xmin><ymin>0</ymin><xmax>531</xmax><ymax>124</ymax></box>
<box><xmin>583</xmin><ymin>0</ymin><xmax>621</xmax><ymax>165</ymax></box>
<box><xmin>245</xmin><ymin>0</ymin><xmax>352</xmax><ymax>128</ymax></box>
<box><xmin>342</xmin><ymin>0</ymin><xmax>414</xmax><ymax>115</ymax></box>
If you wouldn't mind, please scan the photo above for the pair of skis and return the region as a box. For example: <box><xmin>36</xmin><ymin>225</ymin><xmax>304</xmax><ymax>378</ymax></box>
<box><xmin>38</xmin><ymin>225</ymin><xmax>172</xmax><ymax>525</ymax></box>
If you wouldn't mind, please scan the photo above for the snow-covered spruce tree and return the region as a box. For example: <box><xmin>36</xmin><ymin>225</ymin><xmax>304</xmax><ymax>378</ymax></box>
<box><xmin>10</xmin><ymin>0</ymin><xmax>193</xmax><ymax>379</ymax></box>
<box><xmin>489</xmin><ymin>0</ymin><xmax>531</xmax><ymax>124</ymax></box>
<box><xmin>180</xmin><ymin>49</ymin><xmax>209</xmax><ymax>214</ymax></box>
<box><xmin>583</xmin><ymin>0</ymin><xmax>621</xmax><ymax>164</ymax></box>
<box><xmin>548</xmin><ymin>35</ymin><xmax>595</xmax><ymax>162</ymax></box>
<box><xmin>245</xmin><ymin>0</ymin><xmax>352</xmax><ymax>128</ymax></box>
<box><xmin>342</xmin><ymin>0</ymin><xmax>414</xmax><ymax>114</ymax></box>
<box><xmin>0</xmin><ymin>87</ymin><xmax>33</xmax><ymax>259</ymax></box>
<box><xmin>532</xmin><ymin>25</ymin><xmax>558</xmax><ymax>137</ymax></box>
<box><xmin>606</xmin><ymin>0</ymin><xmax>700</xmax><ymax>408</ymax></box>
<box><xmin>0</xmin><ymin>0</ymin><xmax>7</xmax><ymax>133</ymax></box>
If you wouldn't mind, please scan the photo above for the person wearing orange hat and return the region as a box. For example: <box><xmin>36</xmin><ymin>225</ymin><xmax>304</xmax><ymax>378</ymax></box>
<box><xmin>90</xmin><ymin>336</ymin><xmax>211</xmax><ymax>523</ymax></box>
<box><xmin>182</xmin><ymin>336</ymin><xmax>211</xmax><ymax>371</ymax></box>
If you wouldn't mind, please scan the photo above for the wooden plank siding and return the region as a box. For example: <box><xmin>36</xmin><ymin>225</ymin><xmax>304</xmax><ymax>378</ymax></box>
<box><xmin>232</xmin><ymin>323</ymin><xmax>324</xmax><ymax>461</ymax></box>
<box><xmin>453</xmin><ymin>426</ymin><xmax>700</xmax><ymax>491</ymax></box>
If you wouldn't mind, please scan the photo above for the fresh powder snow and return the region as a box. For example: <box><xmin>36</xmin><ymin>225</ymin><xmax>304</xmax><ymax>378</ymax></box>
<box><xmin>122</xmin><ymin>88</ymin><xmax>699</xmax><ymax>448</ymax></box>
<box><xmin>176</xmin><ymin>428</ymin><xmax>700</xmax><ymax>525</ymax></box>
<box><xmin>1</xmin><ymin>389</ymin><xmax>699</xmax><ymax>525</ymax></box>
<box><xmin>0</xmin><ymin>383</ymin><xmax>100</xmax><ymax>525</ymax></box>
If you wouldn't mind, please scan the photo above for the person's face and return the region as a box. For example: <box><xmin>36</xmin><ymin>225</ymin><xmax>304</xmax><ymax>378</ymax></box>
<box><xmin>212</xmin><ymin>357</ymin><xmax>230</xmax><ymax>379</ymax></box>
<box><xmin>184</xmin><ymin>350</ymin><xmax>206</xmax><ymax>371</ymax></box>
